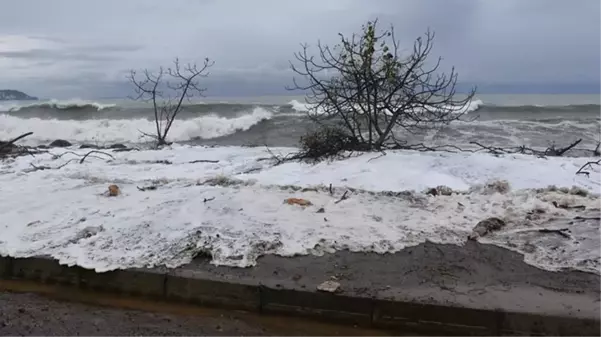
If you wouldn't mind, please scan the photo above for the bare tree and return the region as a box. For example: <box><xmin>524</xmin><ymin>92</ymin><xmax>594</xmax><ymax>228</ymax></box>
<box><xmin>128</xmin><ymin>58</ymin><xmax>214</xmax><ymax>146</ymax></box>
<box><xmin>289</xmin><ymin>20</ymin><xmax>476</xmax><ymax>152</ymax></box>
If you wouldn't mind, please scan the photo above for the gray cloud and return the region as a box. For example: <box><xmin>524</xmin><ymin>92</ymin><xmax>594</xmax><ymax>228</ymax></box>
<box><xmin>0</xmin><ymin>49</ymin><xmax>118</xmax><ymax>62</ymax></box>
<box><xmin>0</xmin><ymin>0</ymin><xmax>598</xmax><ymax>98</ymax></box>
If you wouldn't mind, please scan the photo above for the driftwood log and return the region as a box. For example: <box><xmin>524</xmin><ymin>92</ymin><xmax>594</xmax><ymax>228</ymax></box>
<box><xmin>0</xmin><ymin>132</ymin><xmax>41</xmax><ymax>158</ymax></box>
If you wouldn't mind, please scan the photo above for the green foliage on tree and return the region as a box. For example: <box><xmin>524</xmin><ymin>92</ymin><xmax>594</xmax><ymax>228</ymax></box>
<box><xmin>290</xmin><ymin>20</ymin><xmax>476</xmax><ymax>157</ymax></box>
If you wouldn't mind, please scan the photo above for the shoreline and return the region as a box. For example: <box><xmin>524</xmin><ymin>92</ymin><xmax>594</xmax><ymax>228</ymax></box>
<box><xmin>1</xmin><ymin>240</ymin><xmax>599</xmax><ymax>335</ymax></box>
<box><xmin>0</xmin><ymin>145</ymin><xmax>599</xmax><ymax>274</ymax></box>
<box><xmin>1</xmin><ymin>140</ymin><xmax>599</xmax><ymax>335</ymax></box>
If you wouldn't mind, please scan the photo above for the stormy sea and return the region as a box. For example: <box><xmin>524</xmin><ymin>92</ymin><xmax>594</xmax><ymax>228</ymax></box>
<box><xmin>1</xmin><ymin>94</ymin><xmax>600</xmax><ymax>155</ymax></box>
<box><xmin>1</xmin><ymin>93</ymin><xmax>600</xmax><ymax>273</ymax></box>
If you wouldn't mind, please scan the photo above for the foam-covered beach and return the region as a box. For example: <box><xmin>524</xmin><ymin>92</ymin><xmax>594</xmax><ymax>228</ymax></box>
<box><xmin>1</xmin><ymin>144</ymin><xmax>598</xmax><ymax>273</ymax></box>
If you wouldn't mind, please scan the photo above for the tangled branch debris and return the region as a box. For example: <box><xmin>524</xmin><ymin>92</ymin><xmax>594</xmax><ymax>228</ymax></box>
<box><xmin>30</xmin><ymin>159</ymin><xmax>77</xmax><ymax>171</ymax></box>
<box><xmin>0</xmin><ymin>132</ymin><xmax>33</xmax><ymax>152</ymax></box>
<box><xmin>334</xmin><ymin>190</ymin><xmax>351</xmax><ymax>204</ymax></box>
<box><xmin>139</xmin><ymin>158</ymin><xmax>219</xmax><ymax>165</ymax></box>
<box><xmin>78</xmin><ymin>150</ymin><xmax>114</xmax><ymax>163</ymax></box>
<box><xmin>0</xmin><ymin>132</ymin><xmax>44</xmax><ymax>159</ymax></box>
<box><xmin>137</xmin><ymin>185</ymin><xmax>158</xmax><ymax>192</ymax></box>
<box><xmin>538</xmin><ymin>228</ymin><xmax>571</xmax><ymax>239</ymax></box>
<box><xmin>45</xmin><ymin>150</ymin><xmax>114</xmax><ymax>163</ymax></box>
<box><xmin>26</xmin><ymin>150</ymin><xmax>114</xmax><ymax>172</ymax></box>
<box><xmin>392</xmin><ymin>142</ymin><xmax>474</xmax><ymax>153</ymax></box>
<box><xmin>575</xmin><ymin>160</ymin><xmax>601</xmax><ymax>178</ymax></box>
<box><xmin>189</xmin><ymin>159</ymin><xmax>220</xmax><ymax>164</ymax></box>
<box><xmin>259</xmin><ymin>145</ymin><xmax>300</xmax><ymax>165</ymax></box>
<box><xmin>264</xmin><ymin>134</ymin><xmax>591</xmax><ymax>167</ymax></box>
<box><xmin>552</xmin><ymin>201</ymin><xmax>586</xmax><ymax>210</ymax></box>
<box><xmin>470</xmin><ymin>139</ymin><xmax>583</xmax><ymax>157</ymax></box>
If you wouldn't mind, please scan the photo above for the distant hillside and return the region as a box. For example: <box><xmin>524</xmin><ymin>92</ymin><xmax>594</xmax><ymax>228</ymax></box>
<box><xmin>0</xmin><ymin>90</ymin><xmax>38</xmax><ymax>101</ymax></box>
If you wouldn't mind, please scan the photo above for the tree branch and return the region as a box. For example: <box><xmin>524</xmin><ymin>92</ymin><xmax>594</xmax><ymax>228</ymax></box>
<box><xmin>128</xmin><ymin>57</ymin><xmax>213</xmax><ymax>147</ymax></box>
<box><xmin>0</xmin><ymin>132</ymin><xmax>33</xmax><ymax>152</ymax></box>
<box><xmin>287</xmin><ymin>20</ymin><xmax>476</xmax><ymax>159</ymax></box>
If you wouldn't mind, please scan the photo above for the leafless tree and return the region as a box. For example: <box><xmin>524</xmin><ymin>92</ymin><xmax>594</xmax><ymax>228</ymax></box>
<box><xmin>289</xmin><ymin>20</ymin><xmax>476</xmax><ymax>152</ymax></box>
<box><xmin>128</xmin><ymin>57</ymin><xmax>214</xmax><ymax>146</ymax></box>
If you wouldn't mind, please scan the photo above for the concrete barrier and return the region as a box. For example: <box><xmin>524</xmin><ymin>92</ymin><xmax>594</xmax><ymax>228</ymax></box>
<box><xmin>0</xmin><ymin>255</ymin><xmax>11</xmax><ymax>278</ymax></box>
<box><xmin>371</xmin><ymin>298</ymin><xmax>499</xmax><ymax>334</ymax></box>
<box><xmin>166</xmin><ymin>268</ymin><xmax>260</xmax><ymax>310</ymax></box>
<box><xmin>261</xmin><ymin>287</ymin><xmax>374</xmax><ymax>326</ymax></box>
<box><xmin>79</xmin><ymin>267</ymin><xmax>166</xmax><ymax>298</ymax></box>
<box><xmin>1</xmin><ymin>248</ymin><xmax>599</xmax><ymax>336</ymax></box>
<box><xmin>10</xmin><ymin>255</ymin><xmax>80</xmax><ymax>286</ymax></box>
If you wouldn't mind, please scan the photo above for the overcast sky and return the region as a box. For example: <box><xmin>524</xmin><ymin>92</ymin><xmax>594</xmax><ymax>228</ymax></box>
<box><xmin>0</xmin><ymin>0</ymin><xmax>599</xmax><ymax>98</ymax></box>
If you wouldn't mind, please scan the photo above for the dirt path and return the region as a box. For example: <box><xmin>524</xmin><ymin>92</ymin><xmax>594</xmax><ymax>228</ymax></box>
<box><xmin>0</xmin><ymin>291</ymin><xmax>390</xmax><ymax>336</ymax></box>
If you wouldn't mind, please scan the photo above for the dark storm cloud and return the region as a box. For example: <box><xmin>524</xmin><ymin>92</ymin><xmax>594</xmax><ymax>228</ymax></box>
<box><xmin>0</xmin><ymin>0</ymin><xmax>598</xmax><ymax>98</ymax></box>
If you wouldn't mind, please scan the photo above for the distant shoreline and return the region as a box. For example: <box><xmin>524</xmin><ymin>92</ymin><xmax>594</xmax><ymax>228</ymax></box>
<box><xmin>0</xmin><ymin>89</ymin><xmax>37</xmax><ymax>101</ymax></box>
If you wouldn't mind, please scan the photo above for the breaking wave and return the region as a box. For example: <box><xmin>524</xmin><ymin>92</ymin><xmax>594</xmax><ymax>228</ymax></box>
<box><xmin>5</xmin><ymin>98</ymin><xmax>598</xmax><ymax>117</ymax></box>
<box><xmin>6</xmin><ymin>99</ymin><xmax>116</xmax><ymax>112</ymax></box>
<box><xmin>287</xmin><ymin>99</ymin><xmax>601</xmax><ymax>116</ymax></box>
<box><xmin>0</xmin><ymin>107</ymin><xmax>273</xmax><ymax>146</ymax></box>
<box><xmin>287</xmin><ymin>99</ymin><xmax>484</xmax><ymax>114</ymax></box>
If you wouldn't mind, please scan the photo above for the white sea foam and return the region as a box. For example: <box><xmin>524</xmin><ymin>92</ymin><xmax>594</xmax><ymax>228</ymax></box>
<box><xmin>0</xmin><ymin>107</ymin><xmax>272</xmax><ymax>145</ymax></box>
<box><xmin>288</xmin><ymin>99</ymin><xmax>313</xmax><ymax>113</ymax></box>
<box><xmin>0</xmin><ymin>145</ymin><xmax>598</xmax><ymax>273</ymax></box>
<box><xmin>448</xmin><ymin>98</ymin><xmax>483</xmax><ymax>114</ymax></box>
